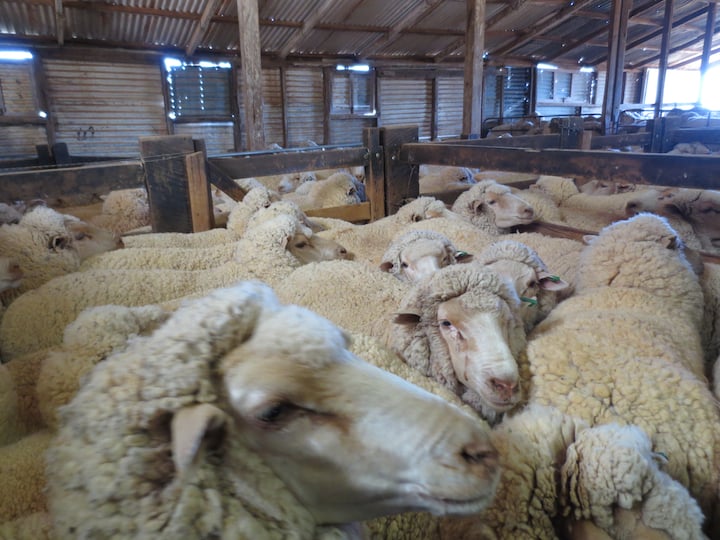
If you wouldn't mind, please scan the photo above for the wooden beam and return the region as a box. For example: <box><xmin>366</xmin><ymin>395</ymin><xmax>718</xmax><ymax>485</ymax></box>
<box><xmin>54</xmin><ymin>0</ymin><xmax>64</xmax><ymax>46</ymax></box>
<box><xmin>400</xmin><ymin>143</ymin><xmax>720</xmax><ymax>189</ymax></box>
<box><xmin>185</xmin><ymin>151</ymin><xmax>215</xmax><ymax>232</ymax></box>
<box><xmin>278</xmin><ymin>0</ymin><xmax>337</xmax><ymax>59</ymax></box>
<box><xmin>363</xmin><ymin>127</ymin><xmax>385</xmax><ymax>221</ymax></box>
<box><xmin>185</xmin><ymin>0</ymin><xmax>222</xmax><ymax>57</ymax></box>
<box><xmin>602</xmin><ymin>0</ymin><xmax>631</xmax><ymax>135</ymax></box>
<box><xmin>491</xmin><ymin>0</ymin><xmax>596</xmax><ymax>58</ymax></box>
<box><xmin>486</xmin><ymin>0</ymin><xmax>532</xmax><ymax>28</ymax></box>
<box><xmin>653</xmin><ymin>0</ymin><xmax>674</xmax><ymax>119</ymax></box>
<box><xmin>462</xmin><ymin>0</ymin><xmax>485</xmax><ymax>139</ymax></box>
<box><xmin>237</xmin><ymin>0</ymin><xmax>265</xmax><ymax>151</ymax></box>
<box><xmin>357</xmin><ymin>0</ymin><xmax>444</xmax><ymax>57</ymax></box>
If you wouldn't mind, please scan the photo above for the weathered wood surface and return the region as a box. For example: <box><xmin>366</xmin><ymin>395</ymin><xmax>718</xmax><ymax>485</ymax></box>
<box><xmin>442</xmin><ymin>134</ymin><xmax>561</xmax><ymax>149</ymax></box>
<box><xmin>185</xmin><ymin>151</ymin><xmax>214</xmax><ymax>232</ymax></box>
<box><xmin>363</xmin><ymin>127</ymin><xmax>385</xmax><ymax>221</ymax></box>
<box><xmin>401</xmin><ymin>143</ymin><xmax>720</xmax><ymax>189</ymax></box>
<box><xmin>305</xmin><ymin>201</ymin><xmax>371</xmax><ymax>222</ymax></box>
<box><xmin>208</xmin><ymin>147</ymin><xmax>367</xmax><ymax>179</ymax></box>
<box><xmin>0</xmin><ymin>161</ymin><xmax>144</xmax><ymax>205</ymax></box>
<box><xmin>381</xmin><ymin>125</ymin><xmax>419</xmax><ymax>215</ymax></box>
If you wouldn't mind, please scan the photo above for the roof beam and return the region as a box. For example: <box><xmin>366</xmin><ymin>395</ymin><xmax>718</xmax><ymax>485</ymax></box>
<box><xmin>54</xmin><ymin>0</ymin><xmax>64</xmax><ymax>45</ymax></box>
<box><xmin>357</xmin><ymin>0</ymin><xmax>444</xmax><ymax>57</ymax></box>
<box><xmin>491</xmin><ymin>0</ymin><xmax>597</xmax><ymax>57</ymax></box>
<box><xmin>653</xmin><ymin>0</ymin><xmax>674</xmax><ymax>118</ymax></box>
<box><xmin>185</xmin><ymin>0</ymin><xmax>222</xmax><ymax>57</ymax></box>
<box><xmin>634</xmin><ymin>20</ymin><xmax>720</xmax><ymax>70</ymax></box>
<box><xmin>237</xmin><ymin>0</ymin><xmax>265</xmax><ymax>150</ymax></box>
<box><xmin>278</xmin><ymin>0</ymin><xmax>337</xmax><ymax>59</ymax></box>
<box><xmin>462</xmin><ymin>0</ymin><xmax>485</xmax><ymax>138</ymax></box>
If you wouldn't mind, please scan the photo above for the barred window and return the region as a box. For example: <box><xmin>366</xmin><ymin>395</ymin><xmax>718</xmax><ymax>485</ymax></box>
<box><xmin>331</xmin><ymin>66</ymin><xmax>376</xmax><ymax>117</ymax></box>
<box><xmin>165</xmin><ymin>58</ymin><xmax>232</xmax><ymax>120</ymax></box>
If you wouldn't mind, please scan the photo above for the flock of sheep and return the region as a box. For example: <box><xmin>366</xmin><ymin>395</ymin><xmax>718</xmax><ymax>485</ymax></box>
<box><xmin>0</xmin><ymin>159</ymin><xmax>719</xmax><ymax>540</ymax></box>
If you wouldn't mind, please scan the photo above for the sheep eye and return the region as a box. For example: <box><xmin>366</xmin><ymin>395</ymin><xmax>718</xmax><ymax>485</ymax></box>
<box><xmin>348</xmin><ymin>188</ymin><xmax>357</xmax><ymax>196</ymax></box>
<box><xmin>294</xmin><ymin>241</ymin><xmax>308</xmax><ymax>249</ymax></box>
<box><xmin>412</xmin><ymin>214</ymin><xmax>423</xmax><ymax>222</ymax></box>
<box><xmin>439</xmin><ymin>320</ymin><xmax>453</xmax><ymax>327</ymax></box>
<box><xmin>256</xmin><ymin>402</ymin><xmax>293</xmax><ymax>424</ymax></box>
<box><xmin>487</xmin><ymin>199</ymin><xmax>497</xmax><ymax>205</ymax></box>
<box><xmin>400</xmin><ymin>262</ymin><xmax>409</xmax><ymax>268</ymax></box>
<box><xmin>74</xmin><ymin>232</ymin><xmax>89</xmax><ymax>241</ymax></box>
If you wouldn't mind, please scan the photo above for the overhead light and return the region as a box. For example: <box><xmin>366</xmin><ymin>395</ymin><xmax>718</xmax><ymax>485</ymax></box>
<box><xmin>580</xmin><ymin>66</ymin><xmax>595</xmax><ymax>73</ymax></box>
<box><xmin>0</xmin><ymin>50</ymin><xmax>32</xmax><ymax>61</ymax></box>
<box><xmin>337</xmin><ymin>63</ymin><xmax>370</xmax><ymax>72</ymax></box>
<box><xmin>537</xmin><ymin>62</ymin><xmax>558</xmax><ymax>70</ymax></box>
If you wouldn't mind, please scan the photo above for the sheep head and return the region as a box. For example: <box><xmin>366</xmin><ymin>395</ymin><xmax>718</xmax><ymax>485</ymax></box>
<box><xmin>391</xmin><ymin>264</ymin><xmax>526</xmax><ymax>424</ymax></box>
<box><xmin>452</xmin><ymin>180</ymin><xmax>535</xmax><ymax>231</ymax></box>
<box><xmin>0</xmin><ymin>257</ymin><xmax>22</xmax><ymax>292</ymax></box>
<box><xmin>380</xmin><ymin>229</ymin><xmax>472</xmax><ymax>283</ymax></box>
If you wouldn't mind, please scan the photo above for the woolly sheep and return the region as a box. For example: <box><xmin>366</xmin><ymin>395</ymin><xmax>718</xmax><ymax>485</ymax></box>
<box><xmin>391</xmin><ymin>263</ymin><xmax>527</xmax><ymax>425</ymax></box>
<box><xmin>511</xmin><ymin>186</ymin><xmax>566</xmax><ymax>224</ymax></box>
<box><xmin>475</xmin><ymin>240</ymin><xmax>569</xmax><ymax>331</ymax></box>
<box><xmin>379</xmin><ymin>229</ymin><xmax>473</xmax><ymax>282</ymax></box>
<box><xmin>523</xmin><ymin>213</ymin><xmax>720</xmax><ymax>535</ymax></box>
<box><xmin>578</xmin><ymin>178</ymin><xmax>638</xmax><ymax>196</ymax></box>
<box><xmin>90</xmin><ymin>187</ymin><xmax>150</xmax><ymax>234</ymax></box>
<box><xmin>45</xmin><ymin>281</ymin><xmax>501</xmax><ymax>539</ymax></box>
<box><xmin>283</xmin><ymin>171</ymin><xmax>362</xmax><ymax>210</ymax></box>
<box><xmin>0</xmin><ymin>211</ymin><xmax>344</xmax><ymax>359</ymax></box>
<box><xmin>0</xmin><ymin>256</ymin><xmax>22</xmax><ymax>293</ymax></box>
<box><xmin>419</xmin><ymin>166</ymin><xmax>476</xmax><ymax>194</ymax></box>
<box><xmin>451</xmin><ymin>179</ymin><xmax>535</xmax><ymax>233</ymax></box>
<box><xmin>121</xmin><ymin>226</ymin><xmax>233</xmax><ymax>249</ymax></box>
<box><xmin>0</xmin><ymin>512</ymin><xmax>53</xmax><ymax>540</ymax></box>
<box><xmin>0</xmin><ymin>202</ymin><xmax>23</xmax><ymax>225</ymax></box>
<box><xmin>367</xmin><ymin>404</ymin><xmax>705</xmax><ymax>539</ymax></box>
<box><xmin>316</xmin><ymin>196</ymin><xmax>462</xmax><ymax>264</ymax></box>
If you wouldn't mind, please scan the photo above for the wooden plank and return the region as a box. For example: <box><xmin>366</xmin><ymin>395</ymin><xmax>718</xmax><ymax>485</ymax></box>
<box><xmin>363</xmin><ymin>127</ymin><xmax>385</xmax><ymax>221</ymax></box>
<box><xmin>400</xmin><ymin>143</ymin><xmax>720</xmax><ymax>189</ymax></box>
<box><xmin>237</xmin><ymin>0</ymin><xmax>265</xmax><ymax>150</ymax></box>
<box><xmin>208</xmin><ymin>147</ymin><xmax>367</xmax><ymax>179</ymax></box>
<box><xmin>668</xmin><ymin>128</ymin><xmax>720</xmax><ymax>146</ymax></box>
<box><xmin>305</xmin><ymin>201</ymin><xmax>371</xmax><ymax>222</ymax></box>
<box><xmin>559</xmin><ymin>117</ymin><xmax>584</xmax><ymax>149</ymax></box>
<box><xmin>462</xmin><ymin>0</ymin><xmax>485</xmax><ymax>138</ymax></box>
<box><xmin>590</xmin><ymin>132</ymin><xmax>651</xmax><ymax>149</ymax></box>
<box><xmin>443</xmin><ymin>134</ymin><xmax>562</xmax><ymax>149</ymax></box>
<box><xmin>0</xmin><ymin>161</ymin><xmax>144</xmax><ymax>205</ymax></box>
<box><xmin>207</xmin><ymin>162</ymin><xmax>247</xmax><ymax>201</ymax></box>
<box><xmin>602</xmin><ymin>0</ymin><xmax>631</xmax><ymax>134</ymax></box>
<box><xmin>381</xmin><ymin>125</ymin><xmax>419</xmax><ymax>215</ymax></box>
<box><xmin>185</xmin><ymin>151</ymin><xmax>214</xmax><ymax>232</ymax></box>
<box><xmin>140</xmin><ymin>135</ymin><xmax>195</xmax><ymax>233</ymax></box>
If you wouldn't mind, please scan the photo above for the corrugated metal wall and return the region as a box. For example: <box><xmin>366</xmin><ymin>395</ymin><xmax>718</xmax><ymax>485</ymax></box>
<box><xmin>0</xmin><ymin>61</ymin><xmax>47</xmax><ymax>158</ymax></box>
<box><xmin>437</xmin><ymin>76</ymin><xmax>463</xmax><ymax>139</ymax></box>
<box><xmin>285</xmin><ymin>67</ymin><xmax>324</xmax><ymax>147</ymax></box>
<box><xmin>329</xmin><ymin>117</ymin><xmax>374</xmax><ymax>145</ymax></box>
<box><xmin>43</xmin><ymin>59</ymin><xmax>167</xmax><ymax>157</ymax></box>
<box><xmin>261</xmin><ymin>67</ymin><xmax>285</xmax><ymax>148</ymax></box>
<box><xmin>174</xmin><ymin>122</ymin><xmax>235</xmax><ymax>155</ymax></box>
<box><xmin>378</xmin><ymin>77</ymin><xmax>432</xmax><ymax>140</ymax></box>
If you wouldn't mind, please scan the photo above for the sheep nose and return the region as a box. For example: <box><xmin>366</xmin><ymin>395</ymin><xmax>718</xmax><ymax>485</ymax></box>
<box><xmin>116</xmin><ymin>238</ymin><xmax>125</xmax><ymax>248</ymax></box>
<box><xmin>625</xmin><ymin>201</ymin><xmax>639</xmax><ymax>216</ymax></box>
<box><xmin>9</xmin><ymin>262</ymin><xmax>22</xmax><ymax>278</ymax></box>
<box><xmin>460</xmin><ymin>440</ymin><xmax>499</xmax><ymax>468</ymax></box>
<box><xmin>490</xmin><ymin>378</ymin><xmax>518</xmax><ymax>401</ymax></box>
<box><xmin>523</xmin><ymin>206</ymin><xmax>535</xmax><ymax>218</ymax></box>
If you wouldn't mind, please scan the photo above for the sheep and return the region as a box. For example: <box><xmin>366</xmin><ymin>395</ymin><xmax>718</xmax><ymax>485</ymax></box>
<box><xmin>276</xmin><ymin>170</ymin><xmax>318</xmax><ymax>194</ymax></box>
<box><xmin>0</xmin><ymin>256</ymin><xmax>23</xmax><ymax>293</ymax></box>
<box><xmin>511</xmin><ymin>185</ymin><xmax>566</xmax><ymax>224</ymax></box>
<box><xmin>45</xmin><ymin>281</ymin><xmax>501</xmax><ymax>539</ymax></box>
<box><xmin>121</xmin><ymin>226</ymin><xmax>233</xmax><ymax>249</ymax></box>
<box><xmin>0</xmin><ymin>202</ymin><xmax>23</xmax><ymax>225</ymax></box>
<box><xmin>451</xmin><ymin>179</ymin><xmax>536</xmax><ymax>233</ymax></box>
<box><xmin>0</xmin><ymin>211</ymin><xmax>346</xmax><ymax>360</ymax></box>
<box><xmin>522</xmin><ymin>213</ymin><xmax>720</xmax><ymax>535</ymax></box>
<box><xmin>89</xmin><ymin>187</ymin><xmax>150</xmax><ymax>234</ymax></box>
<box><xmin>316</xmin><ymin>196</ymin><xmax>462</xmax><ymax>264</ymax></box>
<box><xmin>283</xmin><ymin>170</ymin><xmax>362</xmax><ymax>210</ymax></box>
<box><xmin>379</xmin><ymin>229</ymin><xmax>473</xmax><ymax>282</ymax></box>
<box><xmin>475</xmin><ymin>239</ymin><xmax>569</xmax><ymax>331</ymax></box>
<box><xmin>0</xmin><ymin>512</ymin><xmax>53</xmax><ymax>540</ymax></box>
<box><xmin>391</xmin><ymin>263</ymin><xmax>527</xmax><ymax>425</ymax></box>
<box><xmin>367</xmin><ymin>404</ymin><xmax>706</xmax><ymax>539</ymax></box>
<box><xmin>578</xmin><ymin>178</ymin><xmax>638</xmax><ymax>196</ymax></box>
<box><xmin>419</xmin><ymin>166</ymin><xmax>476</xmax><ymax>194</ymax></box>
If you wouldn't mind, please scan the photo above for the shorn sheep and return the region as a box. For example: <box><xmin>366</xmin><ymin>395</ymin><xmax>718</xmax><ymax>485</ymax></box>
<box><xmin>451</xmin><ymin>179</ymin><xmax>535</xmax><ymax>233</ymax></box>
<box><xmin>523</xmin><ymin>213</ymin><xmax>720</xmax><ymax>536</ymax></box>
<box><xmin>45</xmin><ymin>281</ymin><xmax>501</xmax><ymax>539</ymax></box>
<box><xmin>283</xmin><ymin>171</ymin><xmax>362</xmax><ymax>210</ymax></box>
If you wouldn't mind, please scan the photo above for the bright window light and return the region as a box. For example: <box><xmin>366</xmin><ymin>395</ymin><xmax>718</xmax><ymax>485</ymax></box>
<box><xmin>579</xmin><ymin>66</ymin><xmax>595</xmax><ymax>73</ymax></box>
<box><xmin>38</xmin><ymin>111</ymin><xmax>47</xmax><ymax>118</ymax></box>
<box><xmin>701</xmin><ymin>65</ymin><xmax>720</xmax><ymax>109</ymax></box>
<box><xmin>164</xmin><ymin>57</ymin><xmax>182</xmax><ymax>70</ymax></box>
<box><xmin>537</xmin><ymin>62</ymin><xmax>558</xmax><ymax>70</ymax></box>
<box><xmin>336</xmin><ymin>64</ymin><xmax>370</xmax><ymax>72</ymax></box>
<box><xmin>643</xmin><ymin>68</ymin><xmax>701</xmax><ymax>107</ymax></box>
<box><xmin>0</xmin><ymin>50</ymin><xmax>33</xmax><ymax>61</ymax></box>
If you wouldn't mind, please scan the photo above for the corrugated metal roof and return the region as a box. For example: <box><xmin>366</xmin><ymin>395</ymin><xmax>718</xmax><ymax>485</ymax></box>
<box><xmin>0</xmin><ymin>0</ymin><xmax>717</xmax><ymax>71</ymax></box>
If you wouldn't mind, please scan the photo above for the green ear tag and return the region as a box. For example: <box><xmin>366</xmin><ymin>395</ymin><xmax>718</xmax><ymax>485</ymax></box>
<box><xmin>548</xmin><ymin>275</ymin><xmax>561</xmax><ymax>282</ymax></box>
<box><xmin>520</xmin><ymin>296</ymin><xmax>538</xmax><ymax>306</ymax></box>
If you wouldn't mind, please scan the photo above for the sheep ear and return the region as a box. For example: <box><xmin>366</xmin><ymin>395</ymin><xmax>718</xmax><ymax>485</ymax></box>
<box><xmin>582</xmin><ymin>234</ymin><xmax>597</xmax><ymax>245</ymax></box>
<box><xmin>472</xmin><ymin>200</ymin><xmax>484</xmax><ymax>214</ymax></box>
<box><xmin>537</xmin><ymin>270</ymin><xmax>569</xmax><ymax>291</ymax></box>
<box><xmin>393</xmin><ymin>311</ymin><xmax>422</xmax><ymax>325</ymax></box>
<box><xmin>50</xmin><ymin>235</ymin><xmax>71</xmax><ymax>251</ymax></box>
<box><xmin>171</xmin><ymin>403</ymin><xmax>228</xmax><ymax>476</ymax></box>
<box><xmin>454</xmin><ymin>250</ymin><xmax>474</xmax><ymax>263</ymax></box>
<box><xmin>379</xmin><ymin>261</ymin><xmax>394</xmax><ymax>273</ymax></box>
<box><xmin>660</xmin><ymin>234</ymin><xmax>679</xmax><ymax>250</ymax></box>
<box><xmin>615</xmin><ymin>182</ymin><xmax>635</xmax><ymax>193</ymax></box>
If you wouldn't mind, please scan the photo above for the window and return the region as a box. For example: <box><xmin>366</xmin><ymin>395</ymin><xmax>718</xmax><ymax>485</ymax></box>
<box><xmin>331</xmin><ymin>65</ymin><xmax>376</xmax><ymax>117</ymax></box>
<box><xmin>537</xmin><ymin>67</ymin><xmax>596</xmax><ymax>105</ymax></box>
<box><xmin>165</xmin><ymin>58</ymin><xmax>232</xmax><ymax>120</ymax></box>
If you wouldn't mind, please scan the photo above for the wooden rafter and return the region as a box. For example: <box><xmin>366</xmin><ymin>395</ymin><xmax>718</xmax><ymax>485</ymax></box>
<box><xmin>491</xmin><ymin>0</ymin><xmax>597</xmax><ymax>58</ymax></box>
<box><xmin>636</xmin><ymin>20</ymin><xmax>720</xmax><ymax>70</ymax></box>
<box><xmin>653</xmin><ymin>0</ymin><xmax>674</xmax><ymax>118</ymax></box>
<box><xmin>278</xmin><ymin>0</ymin><xmax>337</xmax><ymax>59</ymax></box>
<box><xmin>185</xmin><ymin>0</ymin><xmax>222</xmax><ymax>57</ymax></box>
<box><xmin>54</xmin><ymin>0</ymin><xmax>64</xmax><ymax>45</ymax></box>
<box><xmin>356</xmin><ymin>0</ymin><xmax>444</xmax><ymax>57</ymax></box>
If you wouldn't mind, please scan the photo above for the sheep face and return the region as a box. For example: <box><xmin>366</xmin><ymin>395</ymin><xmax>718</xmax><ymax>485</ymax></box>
<box><xmin>65</xmin><ymin>220</ymin><xmax>124</xmax><ymax>261</ymax></box>
<box><xmin>435</xmin><ymin>296</ymin><xmax>520</xmax><ymax>412</ymax></box>
<box><xmin>221</xmin><ymin>305</ymin><xmax>500</xmax><ymax>524</ymax></box>
<box><xmin>288</xmin><ymin>232</ymin><xmax>350</xmax><ymax>264</ymax></box>
<box><xmin>479</xmin><ymin>186</ymin><xmax>535</xmax><ymax>228</ymax></box>
<box><xmin>381</xmin><ymin>238</ymin><xmax>457</xmax><ymax>282</ymax></box>
<box><xmin>0</xmin><ymin>257</ymin><xmax>22</xmax><ymax>292</ymax></box>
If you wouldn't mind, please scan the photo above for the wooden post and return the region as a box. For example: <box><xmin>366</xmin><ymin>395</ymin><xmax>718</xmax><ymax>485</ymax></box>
<box><xmin>185</xmin><ymin>151</ymin><xmax>214</xmax><ymax>232</ymax></box>
<box><xmin>653</xmin><ymin>0</ymin><xmax>675</xmax><ymax>119</ymax></box>
<box><xmin>52</xmin><ymin>142</ymin><xmax>71</xmax><ymax>165</ymax></box>
<box><xmin>237</xmin><ymin>0</ymin><xmax>265</xmax><ymax>150</ymax></box>
<box><xmin>699</xmin><ymin>2</ymin><xmax>716</xmax><ymax>104</ymax></box>
<box><xmin>559</xmin><ymin>117</ymin><xmax>584</xmax><ymax>149</ymax></box>
<box><xmin>139</xmin><ymin>135</ymin><xmax>196</xmax><ymax>233</ymax></box>
<box><xmin>363</xmin><ymin>127</ymin><xmax>386</xmax><ymax>221</ymax></box>
<box><xmin>380</xmin><ymin>125</ymin><xmax>419</xmax><ymax>215</ymax></box>
<box><xmin>602</xmin><ymin>0</ymin><xmax>631</xmax><ymax>135</ymax></box>
<box><xmin>462</xmin><ymin>0</ymin><xmax>485</xmax><ymax>139</ymax></box>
